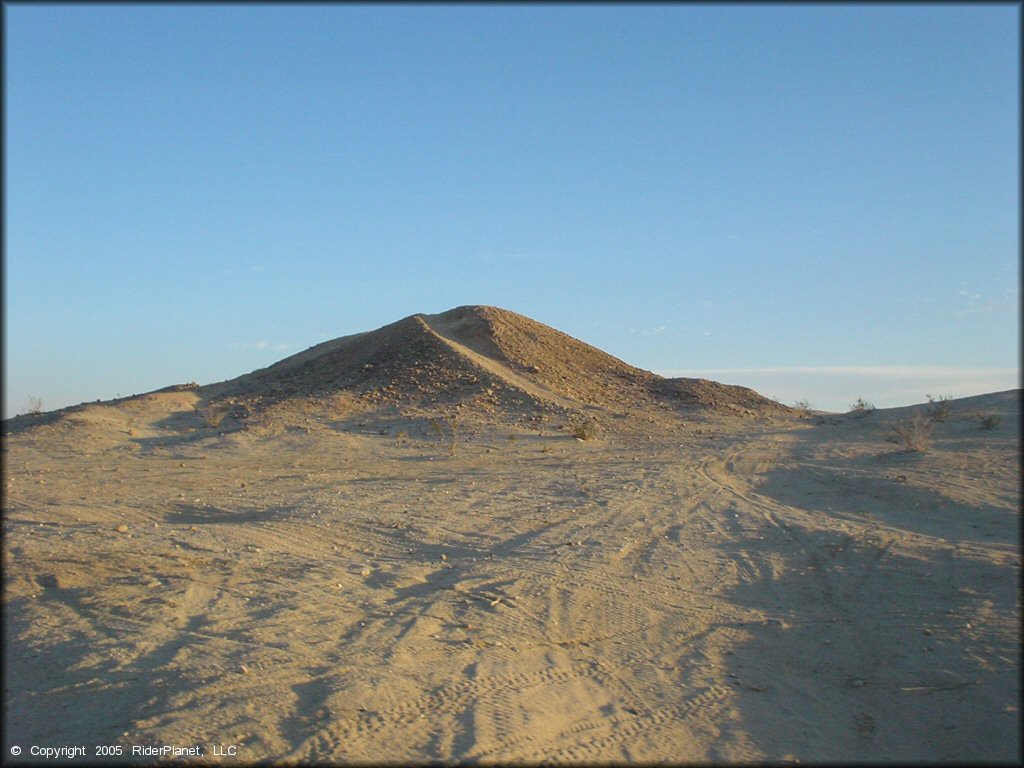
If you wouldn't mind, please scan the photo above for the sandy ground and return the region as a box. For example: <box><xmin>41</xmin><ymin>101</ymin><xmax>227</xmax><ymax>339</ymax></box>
<box><xmin>2</xmin><ymin>390</ymin><xmax>1020</xmax><ymax>764</ymax></box>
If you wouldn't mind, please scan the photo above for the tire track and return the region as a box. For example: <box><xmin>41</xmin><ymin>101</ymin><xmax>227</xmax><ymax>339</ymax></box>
<box><xmin>495</xmin><ymin>683</ymin><xmax>737</xmax><ymax>764</ymax></box>
<box><xmin>291</xmin><ymin>656</ymin><xmax>620</xmax><ymax>760</ymax></box>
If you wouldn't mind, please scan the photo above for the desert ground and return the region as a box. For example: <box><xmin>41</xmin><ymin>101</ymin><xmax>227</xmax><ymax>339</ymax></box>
<box><xmin>3</xmin><ymin>307</ymin><xmax>1020</xmax><ymax>764</ymax></box>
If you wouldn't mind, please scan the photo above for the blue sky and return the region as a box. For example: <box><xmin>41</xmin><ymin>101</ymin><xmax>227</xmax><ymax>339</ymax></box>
<box><xmin>4</xmin><ymin>4</ymin><xmax>1019</xmax><ymax>416</ymax></box>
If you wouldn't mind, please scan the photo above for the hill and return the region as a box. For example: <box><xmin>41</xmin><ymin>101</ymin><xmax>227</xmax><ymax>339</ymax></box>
<box><xmin>213</xmin><ymin>305</ymin><xmax>788</xmax><ymax>418</ymax></box>
<box><xmin>2</xmin><ymin>305</ymin><xmax>790</xmax><ymax>439</ymax></box>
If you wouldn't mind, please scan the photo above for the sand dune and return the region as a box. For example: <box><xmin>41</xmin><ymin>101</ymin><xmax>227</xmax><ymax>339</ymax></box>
<box><xmin>2</xmin><ymin>308</ymin><xmax>1019</xmax><ymax>763</ymax></box>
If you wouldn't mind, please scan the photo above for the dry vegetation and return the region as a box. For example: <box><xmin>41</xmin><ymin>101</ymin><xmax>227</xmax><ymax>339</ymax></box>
<box><xmin>886</xmin><ymin>411</ymin><xmax>935</xmax><ymax>452</ymax></box>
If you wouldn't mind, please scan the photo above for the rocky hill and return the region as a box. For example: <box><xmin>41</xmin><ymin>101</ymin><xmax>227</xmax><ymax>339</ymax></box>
<box><xmin>3</xmin><ymin>305</ymin><xmax>790</xmax><ymax>437</ymax></box>
<box><xmin>213</xmin><ymin>305</ymin><xmax>788</xmax><ymax>419</ymax></box>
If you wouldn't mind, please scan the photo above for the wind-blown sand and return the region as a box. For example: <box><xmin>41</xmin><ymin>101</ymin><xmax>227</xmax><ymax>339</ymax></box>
<box><xmin>3</xmin><ymin>307</ymin><xmax>1020</xmax><ymax>764</ymax></box>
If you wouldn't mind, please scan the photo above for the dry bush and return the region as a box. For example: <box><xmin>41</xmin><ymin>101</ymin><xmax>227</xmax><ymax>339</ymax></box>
<box><xmin>571</xmin><ymin>418</ymin><xmax>599</xmax><ymax>440</ymax></box>
<box><xmin>980</xmin><ymin>414</ymin><xmax>1001</xmax><ymax>430</ymax></box>
<box><xmin>793</xmin><ymin>399</ymin><xmax>813</xmax><ymax>418</ymax></box>
<box><xmin>926</xmin><ymin>394</ymin><xmax>953</xmax><ymax>422</ymax></box>
<box><xmin>849</xmin><ymin>397</ymin><xmax>876</xmax><ymax>416</ymax></box>
<box><xmin>429</xmin><ymin>420</ymin><xmax>444</xmax><ymax>439</ymax></box>
<box><xmin>430</xmin><ymin>416</ymin><xmax>458</xmax><ymax>455</ymax></box>
<box><xmin>26</xmin><ymin>396</ymin><xmax>43</xmax><ymax>416</ymax></box>
<box><xmin>447</xmin><ymin>415</ymin><xmax>459</xmax><ymax>455</ymax></box>
<box><xmin>886</xmin><ymin>412</ymin><xmax>934</xmax><ymax>452</ymax></box>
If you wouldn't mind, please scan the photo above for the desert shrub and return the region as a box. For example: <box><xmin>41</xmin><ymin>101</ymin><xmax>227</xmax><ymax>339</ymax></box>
<box><xmin>926</xmin><ymin>394</ymin><xmax>953</xmax><ymax>422</ymax></box>
<box><xmin>886</xmin><ymin>412</ymin><xmax>934</xmax><ymax>452</ymax></box>
<box><xmin>430</xmin><ymin>418</ymin><xmax>458</xmax><ymax>455</ymax></box>
<box><xmin>26</xmin><ymin>396</ymin><xmax>43</xmax><ymax>416</ymax></box>
<box><xmin>448</xmin><ymin>415</ymin><xmax>458</xmax><ymax>455</ymax></box>
<box><xmin>849</xmin><ymin>398</ymin><xmax>875</xmax><ymax>415</ymax></box>
<box><xmin>980</xmin><ymin>414</ymin><xmax>1001</xmax><ymax>430</ymax></box>
<box><xmin>793</xmin><ymin>399</ymin><xmax>812</xmax><ymax>418</ymax></box>
<box><xmin>571</xmin><ymin>418</ymin><xmax>599</xmax><ymax>440</ymax></box>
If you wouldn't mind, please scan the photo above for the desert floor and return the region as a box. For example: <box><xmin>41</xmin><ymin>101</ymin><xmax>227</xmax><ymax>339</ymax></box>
<box><xmin>3</xmin><ymin>391</ymin><xmax>1020</xmax><ymax>764</ymax></box>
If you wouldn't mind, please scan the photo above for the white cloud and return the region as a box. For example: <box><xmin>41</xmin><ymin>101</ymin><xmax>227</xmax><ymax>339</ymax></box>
<box><xmin>953</xmin><ymin>283</ymin><xmax>1019</xmax><ymax>317</ymax></box>
<box><xmin>630</xmin><ymin>325</ymin><xmax>668</xmax><ymax>336</ymax></box>
<box><xmin>655</xmin><ymin>366</ymin><xmax>1020</xmax><ymax>412</ymax></box>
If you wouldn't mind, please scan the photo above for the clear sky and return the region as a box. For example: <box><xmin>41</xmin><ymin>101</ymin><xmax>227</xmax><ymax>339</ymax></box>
<box><xmin>4</xmin><ymin>4</ymin><xmax>1019</xmax><ymax>417</ymax></box>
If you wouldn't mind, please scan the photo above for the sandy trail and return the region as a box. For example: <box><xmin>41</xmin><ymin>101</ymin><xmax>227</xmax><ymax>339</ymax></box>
<box><xmin>3</xmin><ymin>391</ymin><xmax>1019</xmax><ymax>763</ymax></box>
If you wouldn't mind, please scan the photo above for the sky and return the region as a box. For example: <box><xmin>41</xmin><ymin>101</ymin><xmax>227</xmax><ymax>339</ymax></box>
<box><xmin>4</xmin><ymin>4</ymin><xmax>1020</xmax><ymax>417</ymax></box>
